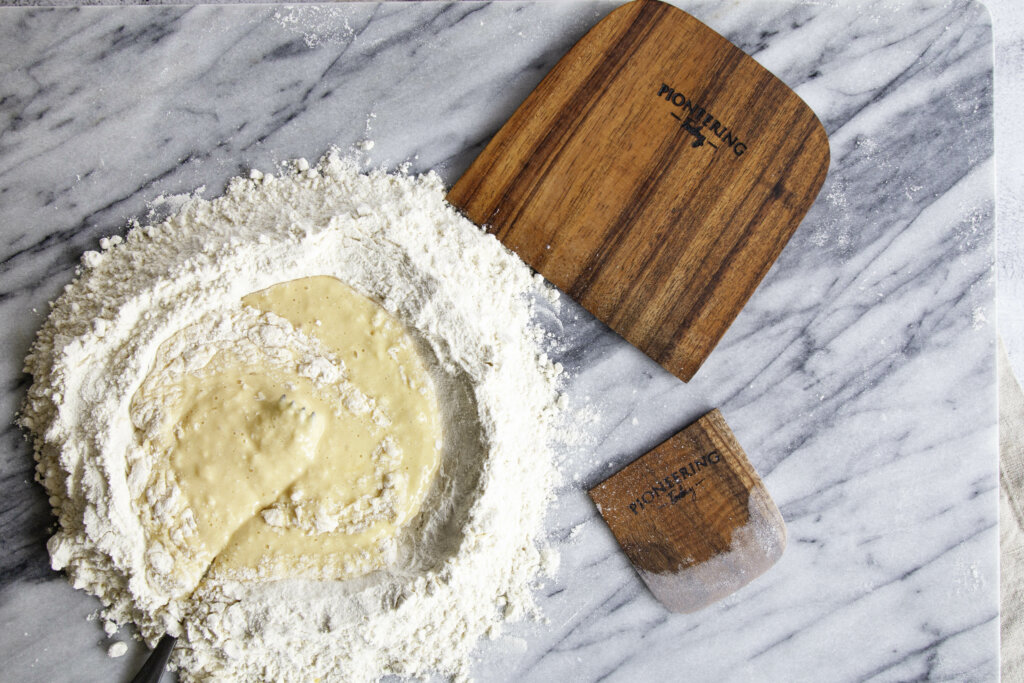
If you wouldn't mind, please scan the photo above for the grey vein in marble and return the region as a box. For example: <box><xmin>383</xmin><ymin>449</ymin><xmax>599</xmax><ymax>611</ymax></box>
<box><xmin>0</xmin><ymin>1</ymin><xmax>995</xmax><ymax>681</ymax></box>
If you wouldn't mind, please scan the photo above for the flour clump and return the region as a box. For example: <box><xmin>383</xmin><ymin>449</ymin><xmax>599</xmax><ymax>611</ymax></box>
<box><xmin>20</xmin><ymin>151</ymin><xmax>564</xmax><ymax>681</ymax></box>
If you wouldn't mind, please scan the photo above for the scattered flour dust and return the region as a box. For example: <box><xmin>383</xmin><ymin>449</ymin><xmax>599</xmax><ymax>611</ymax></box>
<box><xmin>19</xmin><ymin>150</ymin><xmax>566</xmax><ymax>682</ymax></box>
<box><xmin>272</xmin><ymin>5</ymin><xmax>356</xmax><ymax>48</ymax></box>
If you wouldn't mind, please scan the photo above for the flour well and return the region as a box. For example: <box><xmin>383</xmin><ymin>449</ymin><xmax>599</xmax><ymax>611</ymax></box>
<box><xmin>20</xmin><ymin>151</ymin><xmax>564</xmax><ymax>681</ymax></box>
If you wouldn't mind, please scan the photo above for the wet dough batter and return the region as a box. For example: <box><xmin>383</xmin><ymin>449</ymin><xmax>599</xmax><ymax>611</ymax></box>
<box><xmin>135</xmin><ymin>276</ymin><xmax>442</xmax><ymax>584</ymax></box>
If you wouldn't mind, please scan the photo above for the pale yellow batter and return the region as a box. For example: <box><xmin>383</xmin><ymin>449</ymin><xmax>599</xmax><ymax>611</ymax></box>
<box><xmin>135</xmin><ymin>276</ymin><xmax>442</xmax><ymax>585</ymax></box>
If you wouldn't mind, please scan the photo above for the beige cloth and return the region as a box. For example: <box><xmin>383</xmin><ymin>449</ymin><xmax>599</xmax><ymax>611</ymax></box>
<box><xmin>1000</xmin><ymin>337</ymin><xmax>1024</xmax><ymax>679</ymax></box>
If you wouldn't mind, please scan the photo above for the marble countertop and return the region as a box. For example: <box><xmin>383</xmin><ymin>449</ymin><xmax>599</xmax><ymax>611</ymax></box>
<box><xmin>0</xmin><ymin>1</ymin><xmax>1001</xmax><ymax>681</ymax></box>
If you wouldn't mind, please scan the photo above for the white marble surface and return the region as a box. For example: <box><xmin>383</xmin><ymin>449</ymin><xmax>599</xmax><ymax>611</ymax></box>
<box><xmin>991</xmin><ymin>0</ymin><xmax>1024</xmax><ymax>381</ymax></box>
<box><xmin>0</xmin><ymin>1</ymin><xmax>998</xmax><ymax>681</ymax></box>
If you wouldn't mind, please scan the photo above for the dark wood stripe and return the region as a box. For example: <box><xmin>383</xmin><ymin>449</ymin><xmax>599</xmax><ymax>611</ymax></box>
<box><xmin>608</xmin><ymin>68</ymin><xmax>784</xmax><ymax>349</ymax></box>
<box><xmin>568</xmin><ymin>43</ymin><xmax>748</xmax><ymax>312</ymax></box>
<box><xmin>656</xmin><ymin>116</ymin><xmax>830</xmax><ymax>372</ymax></box>
<box><xmin>484</xmin><ymin>0</ymin><xmax>666</xmax><ymax>242</ymax></box>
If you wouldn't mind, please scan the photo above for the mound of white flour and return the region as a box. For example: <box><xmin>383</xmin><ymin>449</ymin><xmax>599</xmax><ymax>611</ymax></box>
<box><xmin>20</xmin><ymin>151</ymin><xmax>564</xmax><ymax>681</ymax></box>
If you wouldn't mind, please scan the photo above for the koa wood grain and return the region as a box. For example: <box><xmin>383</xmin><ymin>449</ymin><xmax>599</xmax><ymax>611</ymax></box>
<box><xmin>588</xmin><ymin>409</ymin><xmax>786</xmax><ymax>613</ymax></box>
<box><xmin>448</xmin><ymin>0</ymin><xmax>829</xmax><ymax>381</ymax></box>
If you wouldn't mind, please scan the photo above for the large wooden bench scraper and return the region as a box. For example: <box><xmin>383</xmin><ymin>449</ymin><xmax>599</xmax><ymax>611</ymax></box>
<box><xmin>448</xmin><ymin>0</ymin><xmax>829</xmax><ymax>383</ymax></box>
<box><xmin>447</xmin><ymin>0</ymin><xmax>828</xmax><ymax>612</ymax></box>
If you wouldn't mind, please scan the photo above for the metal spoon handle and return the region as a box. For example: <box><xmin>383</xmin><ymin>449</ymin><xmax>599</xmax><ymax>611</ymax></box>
<box><xmin>130</xmin><ymin>634</ymin><xmax>177</xmax><ymax>683</ymax></box>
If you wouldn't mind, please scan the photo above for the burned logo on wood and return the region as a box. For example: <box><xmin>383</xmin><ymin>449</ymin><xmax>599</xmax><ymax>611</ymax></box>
<box><xmin>657</xmin><ymin>84</ymin><xmax>748</xmax><ymax>156</ymax></box>
<box><xmin>629</xmin><ymin>449</ymin><xmax>723</xmax><ymax>515</ymax></box>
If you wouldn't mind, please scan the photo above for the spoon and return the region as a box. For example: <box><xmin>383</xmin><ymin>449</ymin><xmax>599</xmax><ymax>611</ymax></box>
<box><xmin>129</xmin><ymin>633</ymin><xmax>177</xmax><ymax>683</ymax></box>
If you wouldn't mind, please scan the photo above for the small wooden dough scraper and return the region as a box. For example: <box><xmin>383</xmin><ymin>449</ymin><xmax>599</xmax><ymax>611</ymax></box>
<box><xmin>588</xmin><ymin>409</ymin><xmax>785</xmax><ymax>612</ymax></box>
<box><xmin>447</xmin><ymin>0</ymin><xmax>827</xmax><ymax>612</ymax></box>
